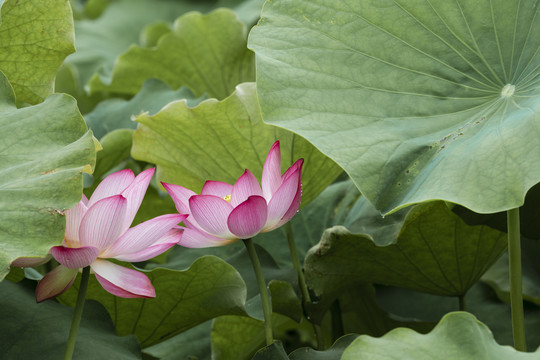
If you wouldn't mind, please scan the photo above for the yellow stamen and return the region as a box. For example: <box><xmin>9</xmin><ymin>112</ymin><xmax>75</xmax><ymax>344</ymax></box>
<box><xmin>223</xmin><ymin>195</ymin><xmax>232</xmax><ymax>203</ymax></box>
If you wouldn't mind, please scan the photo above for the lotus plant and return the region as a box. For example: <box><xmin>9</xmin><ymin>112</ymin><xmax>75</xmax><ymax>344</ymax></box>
<box><xmin>162</xmin><ymin>141</ymin><xmax>303</xmax><ymax>247</ymax></box>
<box><xmin>23</xmin><ymin>168</ymin><xmax>187</xmax><ymax>360</ymax></box>
<box><xmin>163</xmin><ymin>141</ymin><xmax>303</xmax><ymax>346</ymax></box>
<box><xmin>35</xmin><ymin>168</ymin><xmax>186</xmax><ymax>302</ymax></box>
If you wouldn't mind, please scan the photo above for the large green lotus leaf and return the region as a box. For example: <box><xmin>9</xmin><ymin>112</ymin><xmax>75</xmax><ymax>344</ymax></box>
<box><xmin>256</xmin><ymin>180</ymin><xmax>360</xmax><ymax>268</ymax></box>
<box><xmin>453</xmin><ymin>182</ymin><xmax>540</xmax><ymax>239</ymax></box>
<box><xmin>249</xmin><ymin>0</ymin><xmax>540</xmax><ymax>214</ymax></box>
<box><xmin>142</xmin><ymin>321</ymin><xmax>212</xmax><ymax>360</ymax></box>
<box><xmin>72</xmin><ymin>0</ymin><xmax>263</xmax><ymax>23</ymax></box>
<box><xmin>4</xmin><ymin>267</ymin><xmax>24</xmax><ymax>283</ymax></box>
<box><xmin>85</xmin><ymin>129</ymin><xmax>134</xmax><ymax>188</ymax></box>
<box><xmin>58</xmin><ymin>256</ymin><xmax>247</xmax><ymax>347</ymax></box>
<box><xmin>65</xmin><ymin>0</ymin><xmax>215</xmax><ymax>88</ymax></box>
<box><xmin>0</xmin><ymin>0</ymin><xmax>75</xmax><ymax>104</ymax></box>
<box><xmin>211</xmin><ymin>314</ymin><xmax>300</xmax><ymax>360</ymax></box>
<box><xmin>146</xmin><ymin>317</ymin><xmax>298</xmax><ymax>360</ymax></box>
<box><xmin>89</xmin><ymin>9</ymin><xmax>255</xmax><ymax>99</ymax></box>
<box><xmin>66</xmin><ymin>0</ymin><xmax>263</xmax><ymax>102</ymax></box>
<box><xmin>132</xmin><ymin>82</ymin><xmax>342</xmax><ymax>207</ymax></box>
<box><xmin>376</xmin><ymin>282</ymin><xmax>540</xmax><ymax>350</ymax></box>
<box><xmin>151</xmin><ymin>240</ymin><xmax>301</xmax><ymax>322</ymax></box>
<box><xmin>139</xmin><ymin>21</ymin><xmax>172</xmax><ymax>48</ymax></box>
<box><xmin>219</xmin><ymin>0</ymin><xmax>266</xmax><ymax>25</ymax></box>
<box><xmin>0</xmin><ymin>74</ymin><xmax>97</xmax><ymax>281</ymax></box>
<box><xmin>304</xmin><ymin>281</ymin><xmax>434</xmax><ymax>335</ymax></box>
<box><xmin>336</xmin><ymin>285</ymin><xmax>434</xmax><ymax>337</ymax></box>
<box><xmin>289</xmin><ymin>334</ymin><xmax>358</xmax><ymax>360</ymax></box>
<box><xmin>224</xmin><ymin>244</ymin><xmax>291</xmax><ymax>301</ymax></box>
<box><xmin>251</xmin><ymin>341</ymin><xmax>289</xmax><ymax>360</ymax></box>
<box><xmin>269</xmin><ymin>280</ymin><xmax>303</xmax><ymax>323</ymax></box>
<box><xmin>72</xmin><ymin>0</ymin><xmax>110</xmax><ymax>20</ymax></box>
<box><xmin>0</xmin><ymin>281</ymin><xmax>140</xmax><ymax>359</ymax></box>
<box><xmin>211</xmin><ymin>315</ymin><xmax>267</xmax><ymax>360</ymax></box>
<box><xmin>341</xmin><ymin>312</ymin><xmax>540</xmax><ymax>360</ymax></box>
<box><xmin>85</xmin><ymin>79</ymin><xmax>204</xmax><ymax>139</ymax></box>
<box><xmin>482</xmin><ymin>237</ymin><xmax>540</xmax><ymax>306</ymax></box>
<box><xmin>304</xmin><ymin>201</ymin><xmax>507</xmax><ymax>297</ymax></box>
<box><xmin>147</xmin><ymin>229</ymin><xmax>301</xmax><ymax>320</ymax></box>
<box><xmin>344</xmin><ymin>196</ymin><xmax>410</xmax><ymax>246</ymax></box>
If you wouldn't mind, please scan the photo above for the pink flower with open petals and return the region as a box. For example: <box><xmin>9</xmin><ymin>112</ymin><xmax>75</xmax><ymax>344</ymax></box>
<box><xmin>35</xmin><ymin>168</ymin><xmax>186</xmax><ymax>302</ymax></box>
<box><xmin>162</xmin><ymin>141</ymin><xmax>303</xmax><ymax>248</ymax></box>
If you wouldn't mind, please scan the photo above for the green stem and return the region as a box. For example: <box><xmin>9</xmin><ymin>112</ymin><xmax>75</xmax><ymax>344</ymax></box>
<box><xmin>458</xmin><ymin>295</ymin><xmax>466</xmax><ymax>312</ymax></box>
<box><xmin>64</xmin><ymin>266</ymin><xmax>90</xmax><ymax>360</ymax></box>
<box><xmin>285</xmin><ymin>223</ymin><xmax>325</xmax><ymax>349</ymax></box>
<box><xmin>243</xmin><ymin>239</ymin><xmax>273</xmax><ymax>345</ymax></box>
<box><xmin>312</xmin><ymin>324</ymin><xmax>324</xmax><ymax>350</ymax></box>
<box><xmin>285</xmin><ymin>223</ymin><xmax>311</xmax><ymax>307</ymax></box>
<box><xmin>330</xmin><ymin>299</ymin><xmax>344</xmax><ymax>342</ymax></box>
<box><xmin>507</xmin><ymin>208</ymin><xmax>526</xmax><ymax>351</ymax></box>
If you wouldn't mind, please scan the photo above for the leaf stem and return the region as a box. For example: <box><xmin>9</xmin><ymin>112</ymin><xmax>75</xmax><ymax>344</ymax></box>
<box><xmin>458</xmin><ymin>295</ymin><xmax>466</xmax><ymax>311</ymax></box>
<box><xmin>243</xmin><ymin>238</ymin><xmax>273</xmax><ymax>345</ymax></box>
<box><xmin>330</xmin><ymin>299</ymin><xmax>344</xmax><ymax>342</ymax></box>
<box><xmin>285</xmin><ymin>223</ymin><xmax>311</xmax><ymax>307</ymax></box>
<box><xmin>285</xmin><ymin>223</ymin><xmax>324</xmax><ymax>349</ymax></box>
<box><xmin>507</xmin><ymin>208</ymin><xmax>526</xmax><ymax>351</ymax></box>
<box><xmin>64</xmin><ymin>266</ymin><xmax>90</xmax><ymax>360</ymax></box>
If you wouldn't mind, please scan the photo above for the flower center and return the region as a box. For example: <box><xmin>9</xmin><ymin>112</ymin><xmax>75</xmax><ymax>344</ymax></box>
<box><xmin>223</xmin><ymin>195</ymin><xmax>231</xmax><ymax>203</ymax></box>
<box><xmin>64</xmin><ymin>238</ymin><xmax>73</xmax><ymax>248</ymax></box>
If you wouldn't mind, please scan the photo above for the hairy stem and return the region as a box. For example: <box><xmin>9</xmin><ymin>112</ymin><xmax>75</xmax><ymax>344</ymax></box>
<box><xmin>243</xmin><ymin>238</ymin><xmax>273</xmax><ymax>345</ymax></box>
<box><xmin>458</xmin><ymin>295</ymin><xmax>466</xmax><ymax>312</ymax></box>
<box><xmin>285</xmin><ymin>223</ymin><xmax>324</xmax><ymax>349</ymax></box>
<box><xmin>508</xmin><ymin>208</ymin><xmax>526</xmax><ymax>351</ymax></box>
<box><xmin>330</xmin><ymin>299</ymin><xmax>344</xmax><ymax>342</ymax></box>
<box><xmin>64</xmin><ymin>266</ymin><xmax>90</xmax><ymax>360</ymax></box>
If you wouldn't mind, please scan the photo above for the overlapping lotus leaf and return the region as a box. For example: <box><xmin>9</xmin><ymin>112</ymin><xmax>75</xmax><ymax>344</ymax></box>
<box><xmin>341</xmin><ymin>312</ymin><xmax>540</xmax><ymax>359</ymax></box>
<box><xmin>132</xmin><ymin>82</ymin><xmax>342</xmax><ymax>208</ymax></box>
<box><xmin>0</xmin><ymin>0</ymin><xmax>75</xmax><ymax>104</ymax></box>
<box><xmin>0</xmin><ymin>73</ymin><xmax>97</xmax><ymax>281</ymax></box>
<box><xmin>249</xmin><ymin>0</ymin><xmax>540</xmax><ymax>214</ymax></box>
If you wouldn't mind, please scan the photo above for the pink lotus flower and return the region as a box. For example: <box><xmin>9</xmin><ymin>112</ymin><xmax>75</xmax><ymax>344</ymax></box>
<box><xmin>35</xmin><ymin>168</ymin><xmax>186</xmax><ymax>302</ymax></box>
<box><xmin>162</xmin><ymin>141</ymin><xmax>303</xmax><ymax>247</ymax></box>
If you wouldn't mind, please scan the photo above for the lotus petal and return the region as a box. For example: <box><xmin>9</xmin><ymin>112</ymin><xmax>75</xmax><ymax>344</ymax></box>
<box><xmin>270</xmin><ymin>183</ymin><xmax>302</xmax><ymax>231</ymax></box>
<box><xmin>189</xmin><ymin>195</ymin><xmax>235</xmax><ymax>239</ymax></box>
<box><xmin>10</xmin><ymin>254</ymin><xmax>52</xmax><ymax>268</ymax></box>
<box><xmin>161</xmin><ymin>182</ymin><xmax>196</xmax><ymax>214</ymax></box>
<box><xmin>228</xmin><ymin>196</ymin><xmax>268</xmax><ymax>239</ymax></box>
<box><xmin>91</xmin><ymin>259</ymin><xmax>155</xmax><ymax>298</ymax></box>
<box><xmin>87</xmin><ymin>169</ymin><xmax>134</xmax><ymax>207</ymax></box>
<box><xmin>264</xmin><ymin>167</ymin><xmax>302</xmax><ymax>231</ymax></box>
<box><xmin>36</xmin><ymin>265</ymin><xmax>78</xmax><ymax>302</ymax></box>
<box><xmin>201</xmin><ymin>180</ymin><xmax>234</xmax><ymax>198</ymax></box>
<box><xmin>50</xmin><ymin>245</ymin><xmax>99</xmax><ymax>269</ymax></box>
<box><xmin>114</xmin><ymin>228</ymin><xmax>182</xmax><ymax>262</ymax></box>
<box><xmin>179</xmin><ymin>227</ymin><xmax>234</xmax><ymax>248</ymax></box>
<box><xmin>79</xmin><ymin>195</ymin><xmax>127</xmax><ymax>250</ymax></box>
<box><xmin>231</xmin><ymin>169</ymin><xmax>263</xmax><ymax>207</ymax></box>
<box><xmin>64</xmin><ymin>197</ymin><xmax>88</xmax><ymax>246</ymax></box>
<box><xmin>113</xmin><ymin>242</ymin><xmax>176</xmax><ymax>262</ymax></box>
<box><xmin>282</xmin><ymin>159</ymin><xmax>303</xmax><ymax>182</ymax></box>
<box><xmin>262</xmin><ymin>141</ymin><xmax>282</xmax><ymax>201</ymax></box>
<box><xmin>120</xmin><ymin>168</ymin><xmax>155</xmax><ymax>232</ymax></box>
<box><xmin>102</xmin><ymin>214</ymin><xmax>186</xmax><ymax>258</ymax></box>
